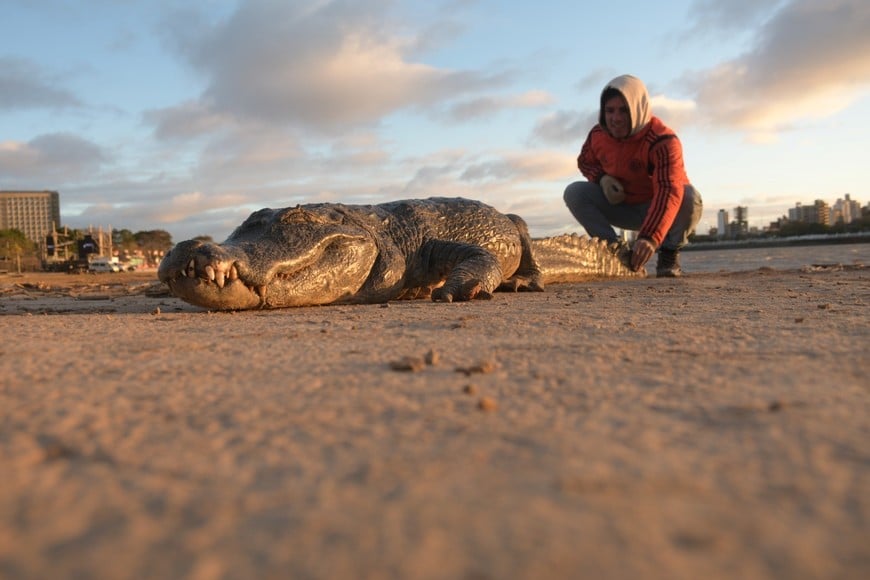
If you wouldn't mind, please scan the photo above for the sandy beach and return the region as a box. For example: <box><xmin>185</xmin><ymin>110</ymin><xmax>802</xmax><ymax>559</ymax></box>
<box><xmin>1</xmin><ymin>265</ymin><xmax>867</xmax><ymax>579</ymax></box>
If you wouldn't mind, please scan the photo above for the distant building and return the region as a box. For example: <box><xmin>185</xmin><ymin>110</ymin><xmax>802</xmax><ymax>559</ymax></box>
<box><xmin>717</xmin><ymin>209</ymin><xmax>729</xmax><ymax>239</ymax></box>
<box><xmin>732</xmin><ymin>206</ymin><xmax>748</xmax><ymax>237</ymax></box>
<box><xmin>789</xmin><ymin>200</ymin><xmax>830</xmax><ymax>225</ymax></box>
<box><xmin>0</xmin><ymin>190</ymin><xmax>61</xmax><ymax>242</ymax></box>
<box><xmin>832</xmin><ymin>194</ymin><xmax>861</xmax><ymax>225</ymax></box>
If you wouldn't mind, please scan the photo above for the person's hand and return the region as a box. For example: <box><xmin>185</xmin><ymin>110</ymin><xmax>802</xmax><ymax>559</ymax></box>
<box><xmin>630</xmin><ymin>238</ymin><xmax>656</xmax><ymax>272</ymax></box>
<box><xmin>599</xmin><ymin>175</ymin><xmax>625</xmax><ymax>204</ymax></box>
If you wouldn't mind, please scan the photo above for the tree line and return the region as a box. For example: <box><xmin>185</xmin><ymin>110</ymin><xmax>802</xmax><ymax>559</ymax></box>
<box><xmin>0</xmin><ymin>228</ymin><xmax>215</xmax><ymax>266</ymax></box>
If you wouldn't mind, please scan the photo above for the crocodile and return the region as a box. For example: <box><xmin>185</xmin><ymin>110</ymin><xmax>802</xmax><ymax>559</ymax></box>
<box><xmin>158</xmin><ymin>197</ymin><xmax>641</xmax><ymax>310</ymax></box>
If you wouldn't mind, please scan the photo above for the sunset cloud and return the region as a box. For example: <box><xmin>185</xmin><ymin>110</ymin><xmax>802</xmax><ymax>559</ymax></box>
<box><xmin>0</xmin><ymin>134</ymin><xmax>105</xmax><ymax>179</ymax></box>
<box><xmin>445</xmin><ymin>90</ymin><xmax>556</xmax><ymax>121</ymax></box>
<box><xmin>688</xmin><ymin>0</ymin><xmax>870</xmax><ymax>138</ymax></box>
<box><xmin>162</xmin><ymin>1</ymin><xmax>505</xmax><ymax>132</ymax></box>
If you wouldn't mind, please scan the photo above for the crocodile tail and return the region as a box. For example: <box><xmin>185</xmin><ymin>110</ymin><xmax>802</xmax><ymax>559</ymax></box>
<box><xmin>531</xmin><ymin>234</ymin><xmax>643</xmax><ymax>284</ymax></box>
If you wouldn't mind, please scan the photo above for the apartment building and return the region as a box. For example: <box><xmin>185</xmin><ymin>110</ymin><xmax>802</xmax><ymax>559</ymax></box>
<box><xmin>0</xmin><ymin>190</ymin><xmax>61</xmax><ymax>242</ymax></box>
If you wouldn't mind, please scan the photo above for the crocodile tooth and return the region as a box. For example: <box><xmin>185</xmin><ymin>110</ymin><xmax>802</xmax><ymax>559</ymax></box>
<box><xmin>215</xmin><ymin>267</ymin><xmax>226</xmax><ymax>289</ymax></box>
<box><xmin>255</xmin><ymin>285</ymin><xmax>266</xmax><ymax>298</ymax></box>
<box><xmin>228</xmin><ymin>265</ymin><xmax>238</xmax><ymax>280</ymax></box>
<box><xmin>205</xmin><ymin>265</ymin><xmax>216</xmax><ymax>282</ymax></box>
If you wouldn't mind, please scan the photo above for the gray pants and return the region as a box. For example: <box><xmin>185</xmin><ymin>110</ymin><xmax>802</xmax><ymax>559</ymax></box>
<box><xmin>563</xmin><ymin>181</ymin><xmax>703</xmax><ymax>251</ymax></box>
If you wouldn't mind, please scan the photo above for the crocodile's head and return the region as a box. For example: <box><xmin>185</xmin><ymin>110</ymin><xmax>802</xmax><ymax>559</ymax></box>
<box><xmin>158</xmin><ymin>206</ymin><xmax>379</xmax><ymax>310</ymax></box>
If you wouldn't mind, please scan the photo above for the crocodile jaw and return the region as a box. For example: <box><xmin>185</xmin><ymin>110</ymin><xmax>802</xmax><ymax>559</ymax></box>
<box><xmin>159</xmin><ymin>234</ymin><xmax>379</xmax><ymax>310</ymax></box>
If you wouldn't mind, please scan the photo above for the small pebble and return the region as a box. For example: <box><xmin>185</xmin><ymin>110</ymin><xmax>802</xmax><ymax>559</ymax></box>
<box><xmin>424</xmin><ymin>349</ymin><xmax>439</xmax><ymax>365</ymax></box>
<box><xmin>42</xmin><ymin>441</ymin><xmax>76</xmax><ymax>461</ymax></box>
<box><xmin>456</xmin><ymin>360</ymin><xmax>496</xmax><ymax>376</ymax></box>
<box><xmin>463</xmin><ymin>384</ymin><xmax>477</xmax><ymax>395</ymax></box>
<box><xmin>478</xmin><ymin>397</ymin><xmax>498</xmax><ymax>411</ymax></box>
<box><xmin>389</xmin><ymin>356</ymin><xmax>426</xmax><ymax>372</ymax></box>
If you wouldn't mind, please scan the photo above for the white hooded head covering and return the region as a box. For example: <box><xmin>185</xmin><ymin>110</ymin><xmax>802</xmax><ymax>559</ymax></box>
<box><xmin>599</xmin><ymin>74</ymin><xmax>651</xmax><ymax>138</ymax></box>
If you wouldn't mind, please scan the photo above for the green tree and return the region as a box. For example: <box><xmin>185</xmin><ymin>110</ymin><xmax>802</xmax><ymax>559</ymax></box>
<box><xmin>0</xmin><ymin>229</ymin><xmax>35</xmax><ymax>257</ymax></box>
<box><xmin>113</xmin><ymin>229</ymin><xmax>138</xmax><ymax>253</ymax></box>
<box><xmin>134</xmin><ymin>230</ymin><xmax>173</xmax><ymax>252</ymax></box>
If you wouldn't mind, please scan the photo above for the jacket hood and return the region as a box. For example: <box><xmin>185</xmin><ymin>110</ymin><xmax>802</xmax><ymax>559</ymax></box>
<box><xmin>599</xmin><ymin>74</ymin><xmax>651</xmax><ymax>138</ymax></box>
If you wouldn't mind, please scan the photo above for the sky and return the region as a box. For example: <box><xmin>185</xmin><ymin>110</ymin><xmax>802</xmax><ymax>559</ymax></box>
<box><xmin>1</xmin><ymin>0</ymin><xmax>868</xmax><ymax>243</ymax></box>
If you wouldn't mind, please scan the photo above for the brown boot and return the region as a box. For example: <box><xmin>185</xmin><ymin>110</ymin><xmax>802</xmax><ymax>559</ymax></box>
<box><xmin>656</xmin><ymin>249</ymin><xmax>682</xmax><ymax>278</ymax></box>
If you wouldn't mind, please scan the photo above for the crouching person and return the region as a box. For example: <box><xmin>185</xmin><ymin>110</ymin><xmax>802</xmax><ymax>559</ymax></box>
<box><xmin>564</xmin><ymin>74</ymin><xmax>703</xmax><ymax>277</ymax></box>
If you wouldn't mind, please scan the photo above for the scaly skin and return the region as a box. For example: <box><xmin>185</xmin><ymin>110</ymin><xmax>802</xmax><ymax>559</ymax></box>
<box><xmin>158</xmin><ymin>197</ymin><xmax>642</xmax><ymax>310</ymax></box>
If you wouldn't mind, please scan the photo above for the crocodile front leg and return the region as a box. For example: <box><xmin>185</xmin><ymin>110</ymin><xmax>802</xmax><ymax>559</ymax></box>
<box><xmin>414</xmin><ymin>240</ymin><xmax>504</xmax><ymax>303</ymax></box>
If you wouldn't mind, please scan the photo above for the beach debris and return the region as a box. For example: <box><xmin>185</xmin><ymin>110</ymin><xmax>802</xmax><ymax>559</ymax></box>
<box><xmin>143</xmin><ymin>282</ymin><xmax>171</xmax><ymax>297</ymax></box>
<box><xmin>477</xmin><ymin>397</ymin><xmax>498</xmax><ymax>412</ymax></box>
<box><xmin>75</xmin><ymin>294</ymin><xmax>112</xmax><ymax>301</ymax></box>
<box><xmin>37</xmin><ymin>435</ymin><xmax>77</xmax><ymax>462</ymax></box>
<box><xmin>389</xmin><ymin>356</ymin><xmax>427</xmax><ymax>372</ymax></box>
<box><xmin>802</xmin><ymin>263</ymin><xmax>843</xmax><ymax>272</ymax></box>
<box><xmin>388</xmin><ymin>350</ymin><xmax>439</xmax><ymax>372</ymax></box>
<box><xmin>455</xmin><ymin>360</ymin><xmax>497</xmax><ymax>376</ymax></box>
<box><xmin>463</xmin><ymin>384</ymin><xmax>478</xmax><ymax>395</ymax></box>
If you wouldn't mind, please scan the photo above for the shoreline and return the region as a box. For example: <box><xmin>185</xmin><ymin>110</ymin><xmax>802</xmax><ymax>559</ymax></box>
<box><xmin>1</xmin><ymin>266</ymin><xmax>868</xmax><ymax>579</ymax></box>
<box><xmin>685</xmin><ymin>232</ymin><xmax>870</xmax><ymax>251</ymax></box>
<box><xmin>1</xmin><ymin>235</ymin><xmax>867</xmax><ymax>277</ymax></box>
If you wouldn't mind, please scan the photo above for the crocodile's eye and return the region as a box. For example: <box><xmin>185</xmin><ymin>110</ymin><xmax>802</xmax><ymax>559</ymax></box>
<box><xmin>277</xmin><ymin>206</ymin><xmax>338</xmax><ymax>225</ymax></box>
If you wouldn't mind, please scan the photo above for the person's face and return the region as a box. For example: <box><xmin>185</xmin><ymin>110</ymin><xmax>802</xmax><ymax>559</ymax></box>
<box><xmin>604</xmin><ymin>94</ymin><xmax>631</xmax><ymax>139</ymax></box>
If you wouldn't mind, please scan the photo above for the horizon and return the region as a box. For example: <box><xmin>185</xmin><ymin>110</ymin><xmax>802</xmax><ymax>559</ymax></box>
<box><xmin>8</xmin><ymin>189</ymin><xmax>861</xmax><ymax>243</ymax></box>
<box><xmin>2</xmin><ymin>1</ymin><xmax>868</xmax><ymax>243</ymax></box>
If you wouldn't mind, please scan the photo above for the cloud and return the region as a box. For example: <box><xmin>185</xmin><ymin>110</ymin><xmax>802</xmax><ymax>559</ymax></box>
<box><xmin>144</xmin><ymin>100</ymin><xmax>231</xmax><ymax>141</ymax></box>
<box><xmin>162</xmin><ymin>0</ymin><xmax>506</xmax><ymax>132</ymax></box>
<box><xmin>460</xmin><ymin>152</ymin><xmax>572</xmax><ymax>183</ymax></box>
<box><xmin>444</xmin><ymin>90</ymin><xmax>555</xmax><ymax>121</ymax></box>
<box><xmin>398</xmin><ymin>149</ymin><xmax>573</xmax><ymax>190</ymax></box>
<box><xmin>573</xmin><ymin>69</ymin><xmax>618</xmax><ymax>94</ymax></box>
<box><xmin>530</xmin><ymin>110</ymin><xmax>597</xmax><ymax>146</ymax></box>
<box><xmin>649</xmin><ymin>95</ymin><xmax>697</xmax><ymax>130</ymax></box>
<box><xmin>687</xmin><ymin>0</ymin><xmax>870</xmax><ymax>138</ymax></box>
<box><xmin>192</xmin><ymin>127</ymin><xmax>309</xmax><ymax>190</ymax></box>
<box><xmin>0</xmin><ymin>56</ymin><xmax>82</xmax><ymax>110</ymax></box>
<box><xmin>0</xmin><ymin>133</ymin><xmax>106</xmax><ymax>180</ymax></box>
<box><xmin>686</xmin><ymin>0</ymin><xmax>784</xmax><ymax>34</ymax></box>
<box><xmin>149</xmin><ymin>190</ymin><xmax>252</xmax><ymax>224</ymax></box>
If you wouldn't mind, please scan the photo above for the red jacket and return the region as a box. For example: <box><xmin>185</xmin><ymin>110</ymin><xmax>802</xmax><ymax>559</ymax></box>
<box><xmin>577</xmin><ymin>116</ymin><xmax>690</xmax><ymax>247</ymax></box>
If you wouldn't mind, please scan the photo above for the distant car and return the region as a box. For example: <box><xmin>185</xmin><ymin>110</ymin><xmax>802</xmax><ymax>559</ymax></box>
<box><xmin>89</xmin><ymin>261</ymin><xmax>121</xmax><ymax>273</ymax></box>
